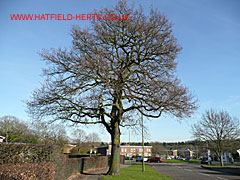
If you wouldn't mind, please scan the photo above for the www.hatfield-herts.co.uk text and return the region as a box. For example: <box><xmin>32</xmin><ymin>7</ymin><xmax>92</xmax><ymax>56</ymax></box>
<box><xmin>10</xmin><ymin>13</ymin><xmax>130</xmax><ymax>21</ymax></box>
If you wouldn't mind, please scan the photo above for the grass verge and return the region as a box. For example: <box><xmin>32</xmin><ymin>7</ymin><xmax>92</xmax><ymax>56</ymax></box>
<box><xmin>202</xmin><ymin>165</ymin><xmax>240</xmax><ymax>175</ymax></box>
<box><xmin>203</xmin><ymin>165</ymin><xmax>231</xmax><ymax>168</ymax></box>
<box><xmin>101</xmin><ymin>164</ymin><xmax>172</xmax><ymax>180</ymax></box>
<box><xmin>162</xmin><ymin>159</ymin><xmax>200</xmax><ymax>163</ymax></box>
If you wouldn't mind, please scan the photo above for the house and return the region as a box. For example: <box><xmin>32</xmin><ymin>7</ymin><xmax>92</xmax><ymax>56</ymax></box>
<box><xmin>63</xmin><ymin>144</ymin><xmax>77</xmax><ymax>154</ymax></box>
<box><xmin>222</xmin><ymin>152</ymin><xmax>233</xmax><ymax>162</ymax></box>
<box><xmin>0</xmin><ymin>136</ymin><xmax>5</xmax><ymax>143</ymax></box>
<box><xmin>97</xmin><ymin>145</ymin><xmax>152</xmax><ymax>157</ymax></box>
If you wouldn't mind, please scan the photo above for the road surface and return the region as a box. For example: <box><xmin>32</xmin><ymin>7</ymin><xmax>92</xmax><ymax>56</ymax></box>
<box><xmin>150</xmin><ymin>162</ymin><xmax>240</xmax><ymax>180</ymax></box>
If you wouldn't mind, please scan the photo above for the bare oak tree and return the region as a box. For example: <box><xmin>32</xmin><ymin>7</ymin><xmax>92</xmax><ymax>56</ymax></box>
<box><xmin>192</xmin><ymin>109</ymin><xmax>240</xmax><ymax>166</ymax></box>
<box><xmin>27</xmin><ymin>1</ymin><xmax>197</xmax><ymax>175</ymax></box>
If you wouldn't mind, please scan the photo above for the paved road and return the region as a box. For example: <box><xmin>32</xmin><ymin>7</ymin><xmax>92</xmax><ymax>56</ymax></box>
<box><xmin>150</xmin><ymin>162</ymin><xmax>240</xmax><ymax>180</ymax></box>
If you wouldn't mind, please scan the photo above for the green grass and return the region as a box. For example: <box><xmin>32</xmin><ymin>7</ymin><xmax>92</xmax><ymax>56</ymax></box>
<box><xmin>203</xmin><ymin>165</ymin><xmax>232</xmax><ymax>168</ymax></box>
<box><xmin>184</xmin><ymin>159</ymin><xmax>201</xmax><ymax>163</ymax></box>
<box><xmin>203</xmin><ymin>163</ymin><xmax>234</xmax><ymax>167</ymax></box>
<box><xmin>162</xmin><ymin>159</ymin><xmax>182</xmax><ymax>163</ymax></box>
<box><xmin>203</xmin><ymin>164</ymin><xmax>239</xmax><ymax>168</ymax></box>
<box><xmin>162</xmin><ymin>159</ymin><xmax>200</xmax><ymax>163</ymax></box>
<box><xmin>202</xmin><ymin>164</ymin><xmax>240</xmax><ymax>175</ymax></box>
<box><xmin>101</xmin><ymin>164</ymin><xmax>172</xmax><ymax>180</ymax></box>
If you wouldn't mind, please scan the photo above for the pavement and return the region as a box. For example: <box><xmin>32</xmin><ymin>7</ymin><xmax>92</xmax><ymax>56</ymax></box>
<box><xmin>75</xmin><ymin>168</ymin><xmax>108</xmax><ymax>180</ymax></box>
<box><xmin>150</xmin><ymin>162</ymin><xmax>240</xmax><ymax>180</ymax></box>
<box><xmin>69</xmin><ymin>164</ymin><xmax>130</xmax><ymax>180</ymax></box>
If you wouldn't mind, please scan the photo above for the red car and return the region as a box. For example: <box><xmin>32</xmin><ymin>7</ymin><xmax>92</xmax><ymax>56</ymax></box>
<box><xmin>149</xmin><ymin>157</ymin><xmax>162</xmax><ymax>163</ymax></box>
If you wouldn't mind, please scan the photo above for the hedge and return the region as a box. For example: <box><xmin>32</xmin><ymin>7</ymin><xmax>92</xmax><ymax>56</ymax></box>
<box><xmin>0</xmin><ymin>143</ymin><xmax>109</xmax><ymax>180</ymax></box>
<box><xmin>0</xmin><ymin>143</ymin><xmax>57</xmax><ymax>164</ymax></box>
<box><xmin>0</xmin><ymin>162</ymin><xmax>54</xmax><ymax>180</ymax></box>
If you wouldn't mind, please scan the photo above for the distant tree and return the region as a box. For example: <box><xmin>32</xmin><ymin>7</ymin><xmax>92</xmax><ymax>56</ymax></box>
<box><xmin>151</xmin><ymin>142</ymin><xmax>167</xmax><ymax>156</ymax></box>
<box><xmin>71</xmin><ymin>128</ymin><xmax>87</xmax><ymax>144</ymax></box>
<box><xmin>192</xmin><ymin>109</ymin><xmax>240</xmax><ymax>166</ymax></box>
<box><xmin>31</xmin><ymin>121</ymin><xmax>69</xmax><ymax>146</ymax></box>
<box><xmin>227</xmin><ymin>139</ymin><xmax>240</xmax><ymax>163</ymax></box>
<box><xmin>0</xmin><ymin>116</ymin><xmax>69</xmax><ymax>145</ymax></box>
<box><xmin>0</xmin><ymin>116</ymin><xmax>35</xmax><ymax>143</ymax></box>
<box><xmin>51</xmin><ymin>124</ymin><xmax>69</xmax><ymax>146</ymax></box>
<box><xmin>100</xmin><ymin>142</ymin><xmax>106</xmax><ymax>146</ymax></box>
<box><xmin>87</xmin><ymin>132</ymin><xmax>101</xmax><ymax>148</ymax></box>
<box><xmin>27</xmin><ymin>1</ymin><xmax>197</xmax><ymax>175</ymax></box>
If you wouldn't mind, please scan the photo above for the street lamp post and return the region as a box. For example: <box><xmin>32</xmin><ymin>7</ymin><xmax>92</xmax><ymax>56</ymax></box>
<box><xmin>142</xmin><ymin>114</ymin><xmax>145</xmax><ymax>172</ymax></box>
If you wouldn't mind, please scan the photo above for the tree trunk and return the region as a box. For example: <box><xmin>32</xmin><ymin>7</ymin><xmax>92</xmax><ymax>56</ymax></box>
<box><xmin>108</xmin><ymin>122</ymin><xmax>121</xmax><ymax>175</ymax></box>
<box><xmin>220</xmin><ymin>154</ymin><xmax>224</xmax><ymax>166</ymax></box>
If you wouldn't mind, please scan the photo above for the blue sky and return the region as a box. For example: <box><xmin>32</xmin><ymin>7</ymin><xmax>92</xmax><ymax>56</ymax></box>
<box><xmin>0</xmin><ymin>0</ymin><xmax>240</xmax><ymax>143</ymax></box>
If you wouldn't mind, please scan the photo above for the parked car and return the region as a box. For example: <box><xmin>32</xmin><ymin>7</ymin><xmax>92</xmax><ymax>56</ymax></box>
<box><xmin>201</xmin><ymin>157</ymin><xmax>212</xmax><ymax>164</ymax></box>
<box><xmin>125</xmin><ymin>156</ymin><xmax>134</xmax><ymax>160</ymax></box>
<box><xmin>125</xmin><ymin>156</ymin><xmax>130</xmax><ymax>160</ymax></box>
<box><xmin>149</xmin><ymin>157</ymin><xmax>162</xmax><ymax>163</ymax></box>
<box><xmin>136</xmin><ymin>157</ymin><xmax>148</xmax><ymax>162</ymax></box>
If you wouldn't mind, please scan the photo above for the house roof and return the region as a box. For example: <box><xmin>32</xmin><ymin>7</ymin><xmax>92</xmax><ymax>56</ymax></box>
<box><xmin>109</xmin><ymin>145</ymin><xmax>152</xmax><ymax>148</ymax></box>
<box><xmin>65</xmin><ymin>144</ymin><xmax>77</xmax><ymax>147</ymax></box>
<box><xmin>97</xmin><ymin>145</ymin><xmax>153</xmax><ymax>148</ymax></box>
